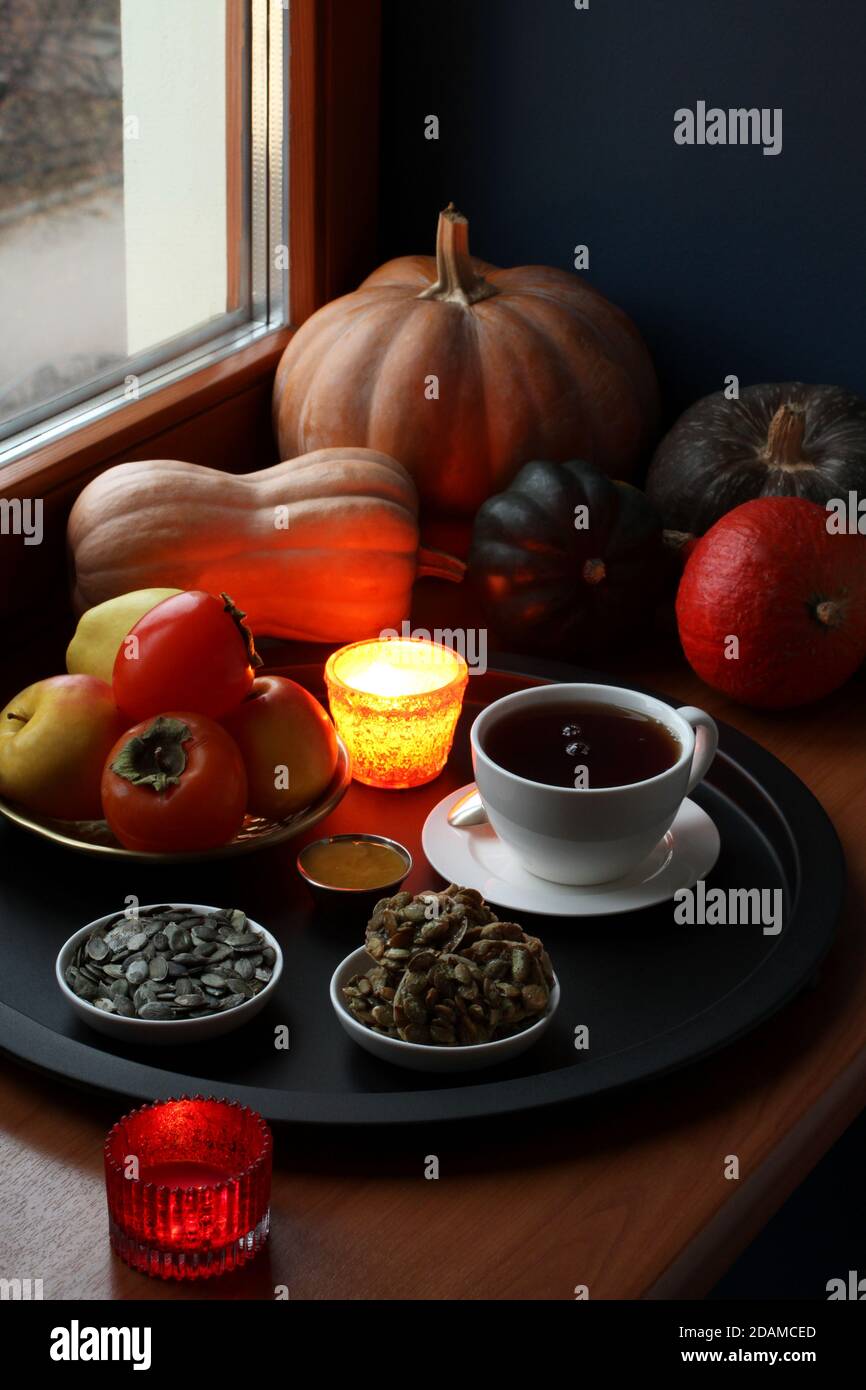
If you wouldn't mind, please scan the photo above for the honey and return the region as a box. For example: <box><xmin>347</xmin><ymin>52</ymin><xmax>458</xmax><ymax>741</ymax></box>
<box><xmin>301</xmin><ymin>838</ymin><xmax>408</xmax><ymax>890</ymax></box>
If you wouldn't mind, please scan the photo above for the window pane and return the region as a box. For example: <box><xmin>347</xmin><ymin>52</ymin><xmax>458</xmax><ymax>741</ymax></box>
<box><xmin>0</xmin><ymin>0</ymin><xmax>244</xmax><ymax>440</ymax></box>
<box><xmin>121</xmin><ymin>0</ymin><xmax>231</xmax><ymax>354</ymax></box>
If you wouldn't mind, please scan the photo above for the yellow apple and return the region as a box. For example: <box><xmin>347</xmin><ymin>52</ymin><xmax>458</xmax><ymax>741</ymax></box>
<box><xmin>66</xmin><ymin>588</ymin><xmax>181</xmax><ymax>684</ymax></box>
<box><xmin>222</xmin><ymin>675</ymin><xmax>338</xmax><ymax>820</ymax></box>
<box><xmin>0</xmin><ymin>675</ymin><xmax>126</xmax><ymax>820</ymax></box>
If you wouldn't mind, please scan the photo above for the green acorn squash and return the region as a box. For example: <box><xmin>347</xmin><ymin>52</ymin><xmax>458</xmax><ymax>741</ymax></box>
<box><xmin>469</xmin><ymin>459</ymin><xmax>665</xmax><ymax>652</ymax></box>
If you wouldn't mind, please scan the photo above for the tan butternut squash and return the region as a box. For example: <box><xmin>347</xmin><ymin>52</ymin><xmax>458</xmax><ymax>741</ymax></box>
<box><xmin>68</xmin><ymin>449</ymin><xmax>464</xmax><ymax>642</ymax></box>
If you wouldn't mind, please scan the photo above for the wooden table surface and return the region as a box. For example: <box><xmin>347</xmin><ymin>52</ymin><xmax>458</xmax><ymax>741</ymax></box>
<box><xmin>1</xmin><ymin>608</ymin><xmax>865</xmax><ymax>1301</ymax></box>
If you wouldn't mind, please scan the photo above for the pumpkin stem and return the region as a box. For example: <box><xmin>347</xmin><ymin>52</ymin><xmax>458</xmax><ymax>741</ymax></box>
<box><xmin>663</xmin><ymin>529</ymin><xmax>697</xmax><ymax>553</ymax></box>
<box><xmin>764</xmin><ymin>403</ymin><xmax>808</xmax><ymax>467</ymax></box>
<box><xmin>416</xmin><ymin>546</ymin><xmax>467</xmax><ymax>584</ymax></box>
<box><xmin>417</xmin><ymin>204</ymin><xmax>500</xmax><ymax>307</ymax></box>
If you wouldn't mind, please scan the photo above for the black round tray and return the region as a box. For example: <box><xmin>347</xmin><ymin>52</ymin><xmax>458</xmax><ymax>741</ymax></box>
<box><xmin>0</xmin><ymin>656</ymin><xmax>844</xmax><ymax>1126</ymax></box>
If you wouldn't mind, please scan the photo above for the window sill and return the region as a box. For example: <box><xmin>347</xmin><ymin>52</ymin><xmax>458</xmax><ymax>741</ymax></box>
<box><xmin>1</xmin><ymin>328</ymin><xmax>291</xmax><ymax>500</ymax></box>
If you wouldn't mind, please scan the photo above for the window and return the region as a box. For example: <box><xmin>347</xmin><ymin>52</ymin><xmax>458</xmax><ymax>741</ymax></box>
<box><xmin>0</xmin><ymin>0</ymin><xmax>288</xmax><ymax>464</ymax></box>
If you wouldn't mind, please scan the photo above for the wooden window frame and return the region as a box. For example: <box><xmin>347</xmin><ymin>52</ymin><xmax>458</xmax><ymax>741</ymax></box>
<box><xmin>0</xmin><ymin>0</ymin><xmax>382</xmax><ymax>505</ymax></box>
<box><xmin>225</xmin><ymin>0</ymin><xmax>246</xmax><ymax>316</ymax></box>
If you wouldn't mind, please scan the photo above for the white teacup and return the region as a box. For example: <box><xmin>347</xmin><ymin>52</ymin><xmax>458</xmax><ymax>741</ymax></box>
<box><xmin>470</xmin><ymin>683</ymin><xmax>718</xmax><ymax>886</ymax></box>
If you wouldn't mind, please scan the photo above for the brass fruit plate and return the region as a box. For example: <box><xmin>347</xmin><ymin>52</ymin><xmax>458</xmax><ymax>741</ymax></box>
<box><xmin>0</xmin><ymin>738</ymin><xmax>351</xmax><ymax>862</ymax></box>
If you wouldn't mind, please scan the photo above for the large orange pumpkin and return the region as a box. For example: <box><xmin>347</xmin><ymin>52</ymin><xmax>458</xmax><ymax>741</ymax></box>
<box><xmin>273</xmin><ymin>205</ymin><xmax>660</xmax><ymax>515</ymax></box>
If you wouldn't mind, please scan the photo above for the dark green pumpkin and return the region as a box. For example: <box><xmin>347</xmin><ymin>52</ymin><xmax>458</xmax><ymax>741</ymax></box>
<box><xmin>646</xmin><ymin>383</ymin><xmax>866</xmax><ymax>535</ymax></box>
<box><xmin>469</xmin><ymin>459</ymin><xmax>665</xmax><ymax>653</ymax></box>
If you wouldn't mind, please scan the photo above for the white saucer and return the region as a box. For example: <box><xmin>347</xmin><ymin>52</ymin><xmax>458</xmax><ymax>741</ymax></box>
<box><xmin>421</xmin><ymin>785</ymin><xmax>721</xmax><ymax>918</ymax></box>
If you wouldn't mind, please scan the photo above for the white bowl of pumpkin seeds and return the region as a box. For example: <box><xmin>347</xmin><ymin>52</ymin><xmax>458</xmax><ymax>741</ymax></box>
<box><xmin>331</xmin><ymin>946</ymin><xmax>560</xmax><ymax>1073</ymax></box>
<box><xmin>56</xmin><ymin>903</ymin><xmax>283</xmax><ymax>1045</ymax></box>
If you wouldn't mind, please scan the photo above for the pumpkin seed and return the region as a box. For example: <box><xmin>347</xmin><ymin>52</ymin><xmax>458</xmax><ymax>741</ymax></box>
<box><xmin>173</xmin><ymin>993</ymin><xmax>205</xmax><ymax>1010</ymax></box>
<box><xmin>138</xmin><ymin>1002</ymin><xmax>174</xmax><ymax>1020</ymax></box>
<box><xmin>104</xmin><ymin>925</ymin><xmax>133</xmax><ymax>952</ymax></box>
<box><xmin>219</xmin><ymin>993</ymin><xmax>246</xmax><ymax>1011</ymax></box>
<box><xmin>201</xmin><ymin>973</ymin><xmax>227</xmax><ymax>990</ymax></box>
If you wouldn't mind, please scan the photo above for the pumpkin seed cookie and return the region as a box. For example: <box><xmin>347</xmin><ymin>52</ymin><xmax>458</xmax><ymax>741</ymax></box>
<box><xmin>364</xmin><ymin>884</ymin><xmax>498</xmax><ymax>972</ymax></box>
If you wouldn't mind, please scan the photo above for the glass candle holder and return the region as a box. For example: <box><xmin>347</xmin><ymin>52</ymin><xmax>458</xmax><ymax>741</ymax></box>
<box><xmin>324</xmin><ymin>638</ymin><xmax>469</xmax><ymax>789</ymax></box>
<box><xmin>104</xmin><ymin>1096</ymin><xmax>272</xmax><ymax>1281</ymax></box>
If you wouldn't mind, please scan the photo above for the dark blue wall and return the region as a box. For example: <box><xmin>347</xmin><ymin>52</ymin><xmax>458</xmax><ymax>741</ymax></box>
<box><xmin>379</xmin><ymin>0</ymin><xmax>866</xmax><ymax>427</ymax></box>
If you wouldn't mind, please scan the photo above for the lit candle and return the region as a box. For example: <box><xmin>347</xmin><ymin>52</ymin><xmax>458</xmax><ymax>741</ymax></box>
<box><xmin>104</xmin><ymin>1097</ymin><xmax>272</xmax><ymax>1281</ymax></box>
<box><xmin>324</xmin><ymin>638</ymin><xmax>468</xmax><ymax>789</ymax></box>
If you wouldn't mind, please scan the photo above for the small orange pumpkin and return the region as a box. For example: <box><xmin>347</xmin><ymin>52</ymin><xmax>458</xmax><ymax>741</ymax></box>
<box><xmin>273</xmin><ymin>205</ymin><xmax>660</xmax><ymax>515</ymax></box>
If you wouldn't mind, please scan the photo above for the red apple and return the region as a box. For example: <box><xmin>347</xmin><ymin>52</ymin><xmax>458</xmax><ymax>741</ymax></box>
<box><xmin>0</xmin><ymin>675</ymin><xmax>126</xmax><ymax>820</ymax></box>
<box><xmin>222</xmin><ymin>675</ymin><xmax>338</xmax><ymax>820</ymax></box>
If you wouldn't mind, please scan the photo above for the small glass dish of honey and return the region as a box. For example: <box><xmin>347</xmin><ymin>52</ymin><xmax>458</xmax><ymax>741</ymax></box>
<box><xmin>297</xmin><ymin>833</ymin><xmax>412</xmax><ymax>912</ymax></box>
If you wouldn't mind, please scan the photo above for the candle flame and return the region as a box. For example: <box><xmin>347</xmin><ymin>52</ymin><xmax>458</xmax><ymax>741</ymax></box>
<box><xmin>333</xmin><ymin>640</ymin><xmax>462</xmax><ymax>697</ymax></box>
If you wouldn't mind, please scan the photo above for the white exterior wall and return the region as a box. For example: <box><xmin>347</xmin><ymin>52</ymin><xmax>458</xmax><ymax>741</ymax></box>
<box><xmin>121</xmin><ymin>0</ymin><xmax>227</xmax><ymax>354</ymax></box>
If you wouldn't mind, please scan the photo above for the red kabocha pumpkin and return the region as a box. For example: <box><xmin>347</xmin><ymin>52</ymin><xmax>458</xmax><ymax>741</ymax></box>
<box><xmin>676</xmin><ymin>497</ymin><xmax>866</xmax><ymax>708</ymax></box>
<box><xmin>273</xmin><ymin>204</ymin><xmax>660</xmax><ymax>515</ymax></box>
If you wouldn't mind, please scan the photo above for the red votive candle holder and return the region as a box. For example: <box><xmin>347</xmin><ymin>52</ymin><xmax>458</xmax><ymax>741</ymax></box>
<box><xmin>104</xmin><ymin>1096</ymin><xmax>272</xmax><ymax>1281</ymax></box>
